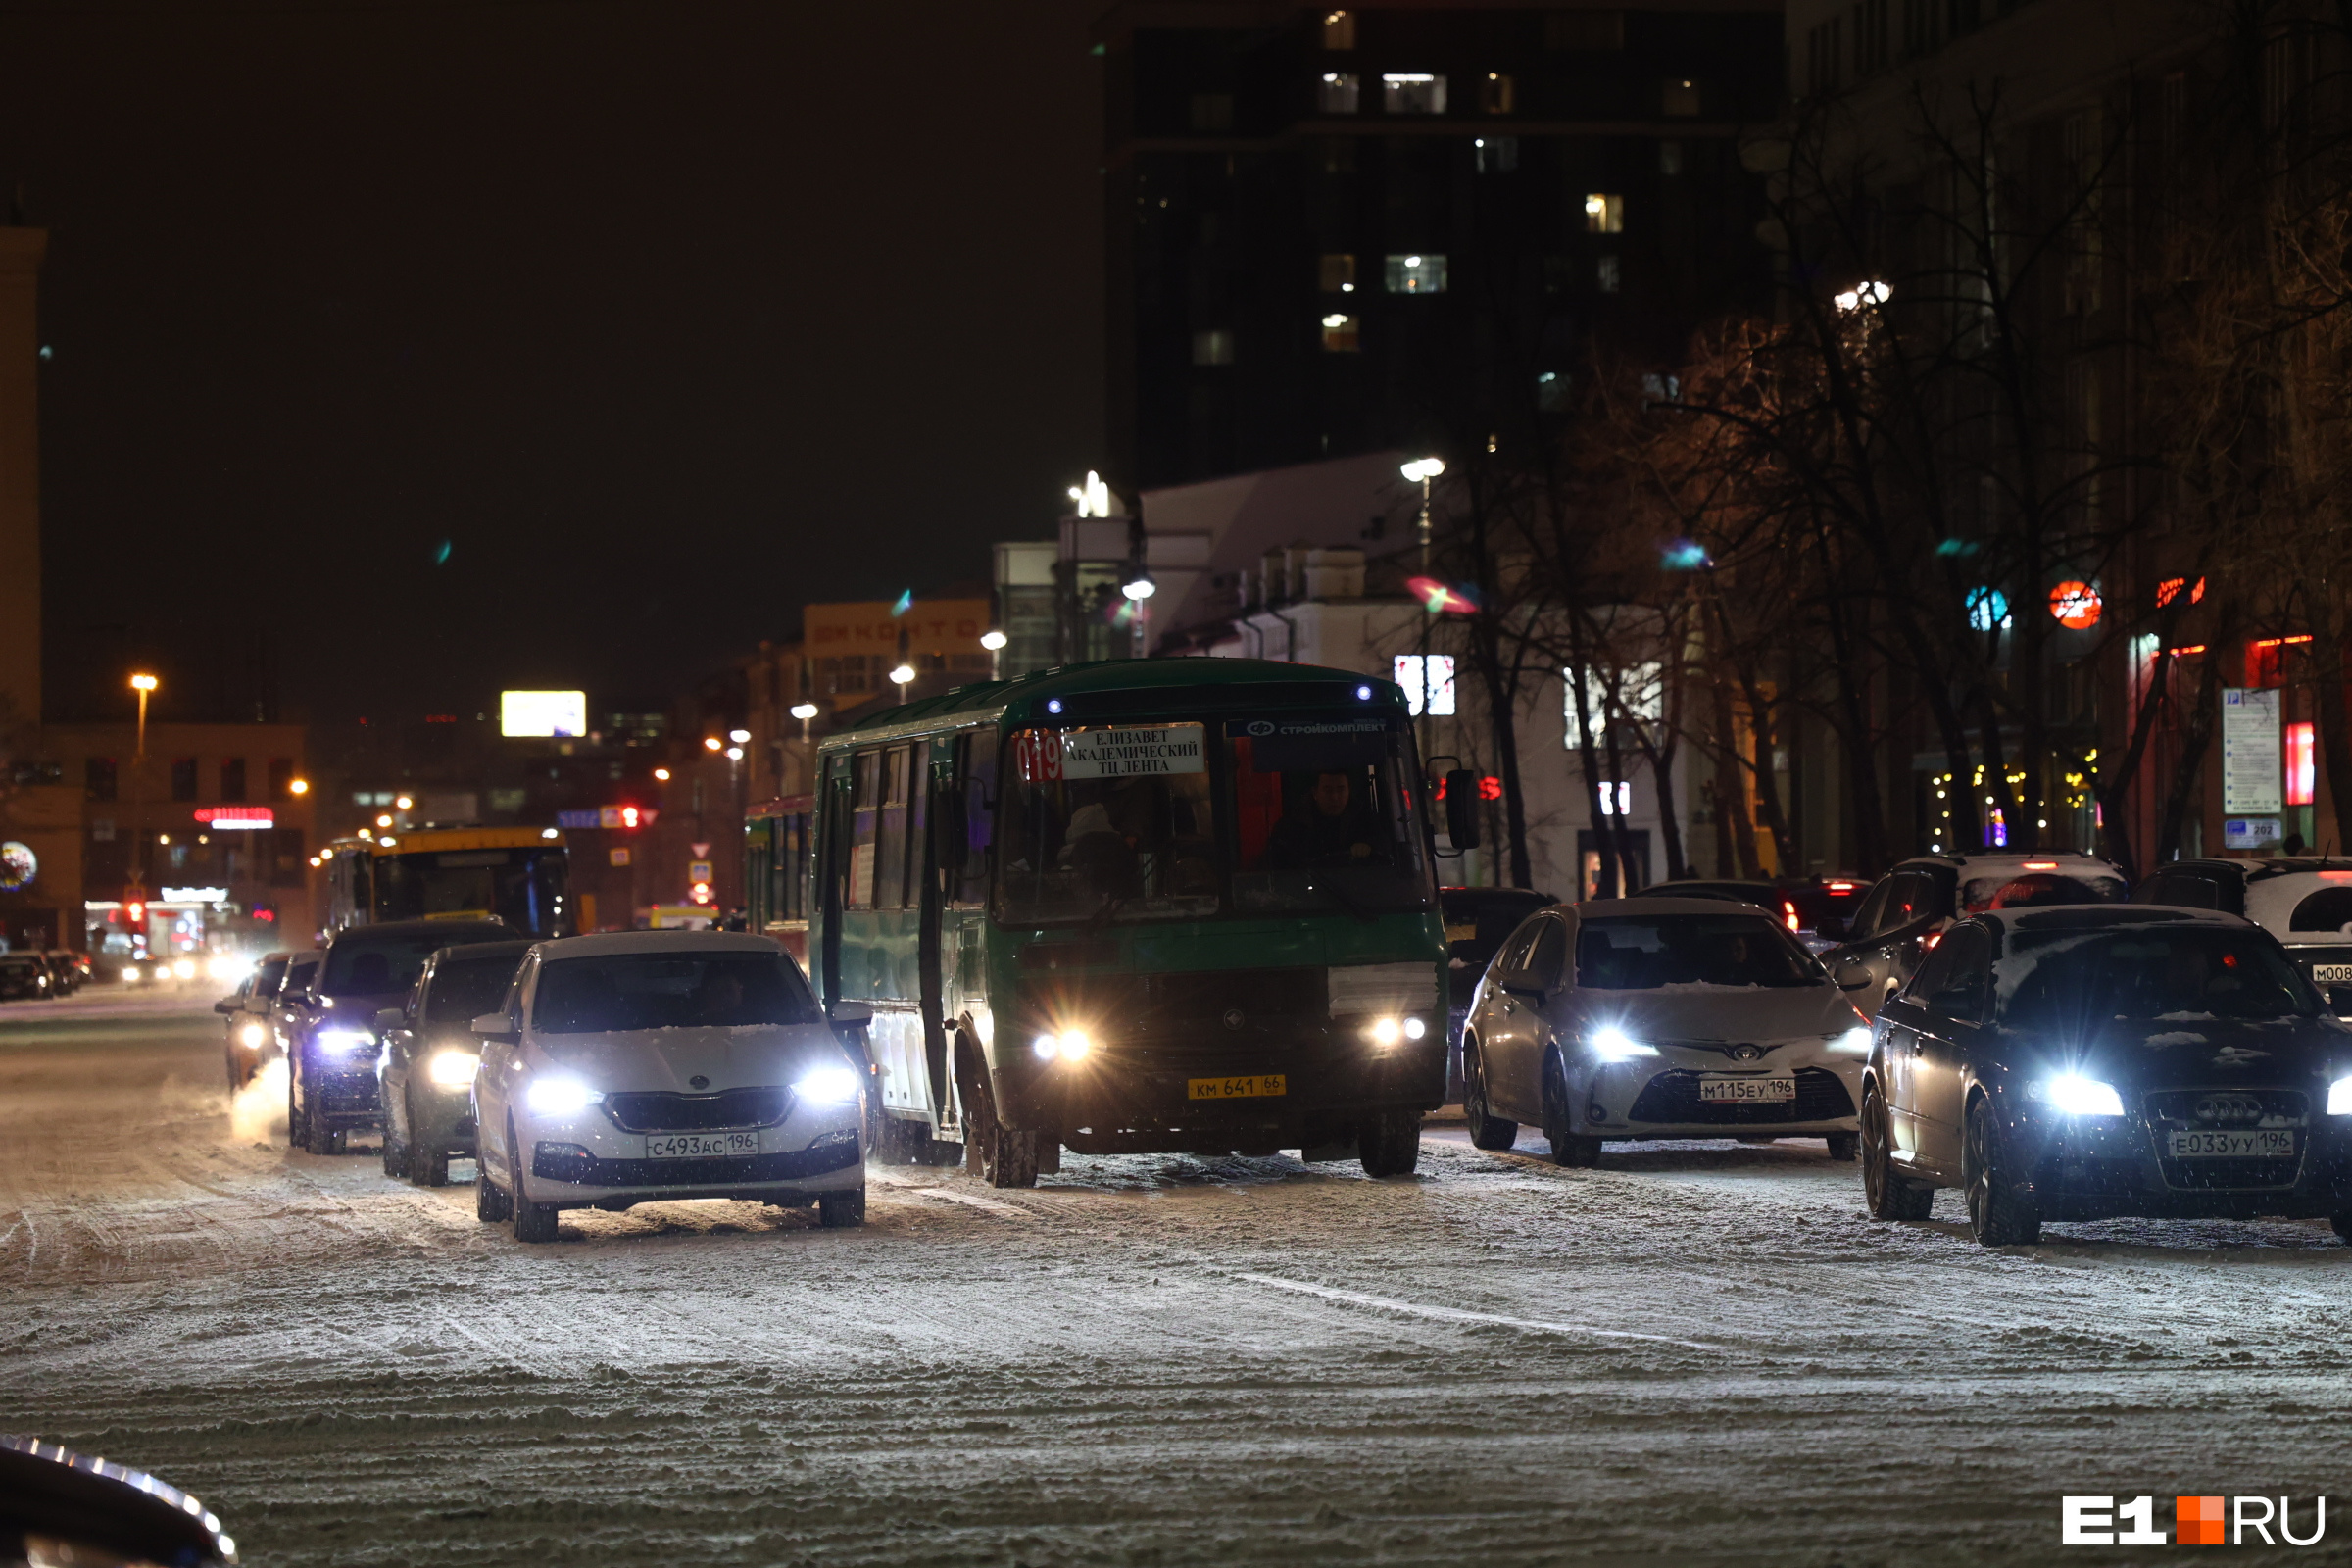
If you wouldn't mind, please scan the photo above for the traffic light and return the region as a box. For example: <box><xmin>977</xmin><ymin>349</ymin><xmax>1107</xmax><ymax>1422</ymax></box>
<box><xmin>124</xmin><ymin>899</ymin><xmax>145</xmax><ymax>925</ymax></box>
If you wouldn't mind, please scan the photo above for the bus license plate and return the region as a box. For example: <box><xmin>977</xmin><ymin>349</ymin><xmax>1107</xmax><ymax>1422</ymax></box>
<box><xmin>1699</xmin><ymin>1077</ymin><xmax>1795</xmax><ymax>1102</ymax></box>
<box><xmin>1188</xmin><ymin>1075</ymin><xmax>1287</xmax><ymax>1101</ymax></box>
<box><xmin>2312</xmin><ymin>964</ymin><xmax>2352</xmax><ymax>984</ymax></box>
<box><xmin>646</xmin><ymin>1131</ymin><xmax>760</xmax><ymax>1159</ymax></box>
<box><xmin>2168</xmin><ymin>1129</ymin><xmax>2295</xmax><ymax>1158</ymax></box>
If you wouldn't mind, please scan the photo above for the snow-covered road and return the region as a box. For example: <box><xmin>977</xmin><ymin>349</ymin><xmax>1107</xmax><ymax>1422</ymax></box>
<box><xmin>5</xmin><ymin>1002</ymin><xmax>2350</xmax><ymax>1564</ymax></box>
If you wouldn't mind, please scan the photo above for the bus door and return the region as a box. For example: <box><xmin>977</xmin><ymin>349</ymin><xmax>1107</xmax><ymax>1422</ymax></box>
<box><xmin>817</xmin><ymin>754</ymin><xmax>854</xmax><ymax>1006</ymax></box>
<box><xmin>917</xmin><ymin>736</ymin><xmax>956</xmax><ymax>1125</ymax></box>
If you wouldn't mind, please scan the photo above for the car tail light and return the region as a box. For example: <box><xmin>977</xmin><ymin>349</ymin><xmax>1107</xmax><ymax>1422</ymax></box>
<box><xmin>1783</xmin><ymin>901</ymin><xmax>1800</xmax><ymax>931</ymax></box>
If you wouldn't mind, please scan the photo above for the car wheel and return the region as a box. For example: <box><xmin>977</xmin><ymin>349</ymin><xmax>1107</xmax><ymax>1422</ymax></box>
<box><xmin>407</xmin><ymin>1091</ymin><xmax>450</xmax><ymax>1188</ymax></box>
<box><xmin>1542</xmin><ymin>1052</ymin><xmax>1601</xmax><ymax>1167</ymax></box>
<box><xmin>1825</xmin><ymin>1132</ymin><xmax>1860</xmax><ymax>1162</ymax></box>
<box><xmin>380</xmin><ymin>1117</ymin><xmax>408</xmax><ymax>1180</ymax></box>
<box><xmin>817</xmin><ymin>1188</ymin><xmax>866</xmax><ymax>1228</ymax></box>
<box><xmin>1356</xmin><ymin>1107</ymin><xmax>1422</xmax><ymax>1177</ymax></box>
<box><xmin>509</xmin><ymin>1126</ymin><xmax>561</xmax><ymax>1243</ymax></box>
<box><xmin>1860</xmin><ymin>1082</ymin><xmax>1934</xmax><ymax>1220</ymax></box>
<box><xmin>1964</xmin><ymin>1094</ymin><xmax>2040</xmax><ymax>1247</ymax></box>
<box><xmin>286</xmin><ymin>1063</ymin><xmax>306</xmax><ymax>1149</ymax></box>
<box><xmin>304</xmin><ymin>1076</ymin><xmax>344</xmax><ymax>1155</ymax></box>
<box><xmin>1461</xmin><ymin>1041</ymin><xmax>1518</xmax><ymax>1152</ymax></box>
<box><xmin>475</xmin><ymin>1154</ymin><xmax>512</xmax><ymax>1222</ymax></box>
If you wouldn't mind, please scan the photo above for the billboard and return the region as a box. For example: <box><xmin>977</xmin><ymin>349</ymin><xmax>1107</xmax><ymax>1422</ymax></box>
<box><xmin>501</xmin><ymin>690</ymin><xmax>588</xmax><ymax>738</ymax></box>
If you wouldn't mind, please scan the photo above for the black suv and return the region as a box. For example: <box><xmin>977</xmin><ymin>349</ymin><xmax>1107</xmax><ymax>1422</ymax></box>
<box><xmin>2135</xmin><ymin>858</ymin><xmax>2352</xmax><ymax>1014</ymax></box>
<box><xmin>1827</xmin><ymin>853</ymin><xmax>2127</xmax><ymax>1014</ymax></box>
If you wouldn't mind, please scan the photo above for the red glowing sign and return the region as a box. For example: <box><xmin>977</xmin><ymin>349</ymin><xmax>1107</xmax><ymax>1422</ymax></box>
<box><xmin>2288</xmin><ymin>722</ymin><xmax>2316</xmax><ymax>807</ymax></box>
<box><xmin>2048</xmin><ymin>581</ymin><xmax>2102</xmax><ymax>630</ymax></box>
<box><xmin>193</xmin><ymin>807</ymin><xmax>274</xmax><ymax>830</ymax></box>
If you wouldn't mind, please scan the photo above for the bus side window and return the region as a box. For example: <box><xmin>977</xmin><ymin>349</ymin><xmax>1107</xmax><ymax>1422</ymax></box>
<box><xmin>952</xmin><ymin>731</ymin><xmax>998</xmax><ymax>907</ymax></box>
<box><xmin>876</xmin><ymin>745</ymin><xmax>913</xmax><ymax>910</ymax></box>
<box><xmin>849</xmin><ymin>751</ymin><xmax>883</xmax><ymax>910</ymax></box>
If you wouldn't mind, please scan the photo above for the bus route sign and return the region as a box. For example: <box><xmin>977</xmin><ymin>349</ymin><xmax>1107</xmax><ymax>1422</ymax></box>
<box><xmin>1058</xmin><ymin>724</ymin><xmax>1205</xmax><ymax>780</ymax></box>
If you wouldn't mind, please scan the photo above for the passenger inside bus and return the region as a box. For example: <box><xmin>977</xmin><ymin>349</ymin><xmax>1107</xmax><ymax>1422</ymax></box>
<box><xmin>1263</xmin><ymin>770</ymin><xmax>1388</xmax><ymax>868</ymax></box>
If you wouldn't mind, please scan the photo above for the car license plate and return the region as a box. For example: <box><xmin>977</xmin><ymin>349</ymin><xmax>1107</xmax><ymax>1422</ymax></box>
<box><xmin>2168</xmin><ymin>1129</ymin><xmax>2296</xmax><ymax>1158</ymax></box>
<box><xmin>1188</xmin><ymin>1074</ymin><xmax>1286</xmax><ymax>1100</ymax></box>
<box><xmin>645</xmin><ymin>1131</ymin><xmax>760</xmax><ymax>1160</ymax></box>
<box><xmin>1699</xmin><ymin>1076</ymin><xmax>1796</xmax><ymax>1102</ymax></box>
<box><xmin>2312</xmin><ymin>963</ymin><xmax>2352</xmax><ymax>984</ymax></box>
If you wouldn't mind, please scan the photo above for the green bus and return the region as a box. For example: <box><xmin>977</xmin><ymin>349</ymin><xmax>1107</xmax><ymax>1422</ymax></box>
<box><xmin>808</xmin><ymin>657</ymin><xmax>1464</xmax><ymax>1187</ymax></box>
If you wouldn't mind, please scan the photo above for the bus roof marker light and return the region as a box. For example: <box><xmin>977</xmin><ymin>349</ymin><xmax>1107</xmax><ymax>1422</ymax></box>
<box><xmin>541</xmin><ymin>828</ymin><xmax>559</xmax><ymax>840</ymax></box>
<box><xmin>1356</xmin><ymin>685</ymin><xmax>1373</xmax><ymax>701</ymax></box>
<box><xmin>1047</xmin><ymin>699</ymin><xmax>1063</xmax><ymax>714</ymax></box>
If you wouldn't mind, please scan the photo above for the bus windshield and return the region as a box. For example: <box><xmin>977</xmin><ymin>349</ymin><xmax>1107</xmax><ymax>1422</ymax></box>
<box><xmin>993</xmin><ymin>714</ymin><xmax>1430</xmax><ymax>926</ymax></box>
<box><xmin>374</xmin><ymin>848</ymin><xmax>568</xmax><ymax>934</ymax></box>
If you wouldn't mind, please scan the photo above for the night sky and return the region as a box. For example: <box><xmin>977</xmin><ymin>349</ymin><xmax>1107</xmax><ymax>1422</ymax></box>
<box><xmin>2</xmin><ymin>0</ymin><xmax>1102</xmax><ymax>729</ymax></box>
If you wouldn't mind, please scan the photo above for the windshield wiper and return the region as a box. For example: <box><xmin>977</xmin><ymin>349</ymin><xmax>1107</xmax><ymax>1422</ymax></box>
<box><xmin>1306</xmin><ymin>879</ymin><xmax>1381</xmax><ymax>923</ymax></box>
<box><xmin>1083</xmin><ymin>893</ymin><xmax>1134</xmax><ymax>932</ymax></box>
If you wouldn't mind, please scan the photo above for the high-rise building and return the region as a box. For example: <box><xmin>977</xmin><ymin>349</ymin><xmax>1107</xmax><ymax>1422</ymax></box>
<box><xmin>1098</xmin><ymin>1</ymin><xmax>1783</xmax><ymax>489</ymax></box>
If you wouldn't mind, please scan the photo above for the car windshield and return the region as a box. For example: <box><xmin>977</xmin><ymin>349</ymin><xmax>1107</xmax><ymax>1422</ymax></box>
<box><xmin>253</xmin><ymin>957</ymin><xmax>289</xmax><ymax>996</ymax></box>
<box><xmin>531</xmin><ymin>951</ymin><xmax>822</xmax><ymax>1034</ymax></box>
<box><xmin>1961</xmin><ymin>868</ymin><xmax>2125</xmax><ymax>912</ymax></box>
<box><xmin>1575</xmin><ymin>914</ymin><xmax>1825</xmax><ymax>990</ymax></box>
<box><xmin>424</xmin><ymin>956</ymin><xmax>525</xmax><ymax>1025</ymax></box>
<box><xmin>2003</xmin><ymin>928</ymin><xmax>2321</xmax><ymax>1023</ymax></box>
<box><xmin>320</xmin><ymin>928</ymin><xmax>506</xmax><ymax>996</ymax></box>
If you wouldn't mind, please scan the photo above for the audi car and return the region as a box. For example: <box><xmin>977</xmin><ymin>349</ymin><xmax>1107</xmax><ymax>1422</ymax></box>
<box><xmin>1860</xmin><ymin>906</ymin><xmax>2352</xmax><ymax>1246</ymax></box>
<box><xmin>470</xmin><ymin>931</ymin><xmax>866</xmax><ymax>1242</ymax></box>
<box><xmin>1457</xmin><ymin>896</ymin><xmax>1872</xmax><ymax>1165</ymax></box>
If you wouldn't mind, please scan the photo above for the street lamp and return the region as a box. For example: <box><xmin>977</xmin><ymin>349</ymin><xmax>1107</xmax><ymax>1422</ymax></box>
<box><xmin>979</xmin><ymin>629</ymin><xmax>1007</xmax><ymax>651</ymax></box>
<box><xmin>1400</xmin><ymin>457</ymin><xmax>1446</xmax><ymax>570</ymax></box>
<box><xmin>889</xmin><ymin>662</ymin><xmax>916</xmax><ymax>688</ymax></box>
<box><xmin>288</xmin><ymin>777</ymin><xmax>310</xmax><ymax>796</ymax></box>
<box><xmin>790</xmin><ymin>702</ymin><xmax>819</xmax><ymax>721</ymax></box>
<box><xmin>128</xmin><ymin>673</ymin><xmax>157</xmax><ymax>760</ymax></box>
<box><xmin>728</xmin><ymin>728</ymin><xmax>751</xmax><ymax>744</ymax></box>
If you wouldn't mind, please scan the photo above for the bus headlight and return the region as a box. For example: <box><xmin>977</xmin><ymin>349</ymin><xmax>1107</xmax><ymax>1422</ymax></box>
<box><xmin>1032</xmin><ymin>1029</ymin><xmax>1094</xmax><ymax>1062</ymax></box>
<box><xmin>425</xmin><ymin>1049</ymin><xmax>480</xmax><ymax>1088</ymax></box>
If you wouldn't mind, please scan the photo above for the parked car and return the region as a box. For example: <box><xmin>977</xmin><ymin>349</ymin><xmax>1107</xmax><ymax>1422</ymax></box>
<box><xmin>1780</xmin><ymin>876</ymin><xmax>1873</xmax><ymax>945</ymax></box>
<box><xmin>41</xmin><ymin>950</ymin><xmax>82</xmax><ymax>995</ymax></box>
<box><xmin>376</xmin><ymin>939</ymin><xmax>534</xmax><ymax>1186</ymax></box>
<box><xmin>471</xmin><ymin>930</ymin><xmax>867</xmax><ymax>1242</ymax></box>
<box><xmin>1650</xmin><ymin>879</ymin><xmax>1803</xmax><ymax>928</ymax></box>
<box><xmin>1439</xmin><ymin>886</ymin><xmax>1556</xmax><ymax>1099</ymax></box>
<box><xmin>1825</xmin><ymin>852</ymin><xmax>2128</xmax><ymax>1015</ymax></box>
<box><xmin>1860</xmin><ymin>905</ymin><xmax>2352</xmax><ymax>1246</ymax></box>
<box><xmin>1457</xmin><ymin>896</ymin><xmax>1873</xmax><ymax>1165</ymax></box>
<box><xmin>287</xmin><ymin>920</ymin><xmax>510</xmax><ymax>1155</ymax></box>
<box><xmin>0</xmin><ymin>952</ymin><xmax>52</xmax><ymax>1001</ymax></box>
<box><xmin>2133</xmin><ymin>857</ymin><xmax>2352</xmax><ymax>1015</ymax></box>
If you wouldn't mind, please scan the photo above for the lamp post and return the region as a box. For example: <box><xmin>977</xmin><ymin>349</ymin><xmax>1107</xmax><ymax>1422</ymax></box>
<box><xmin>129</xmin><ymin>673</ymin><xmax>157</xmax><ymax>760</ymax></box>
<box><xmin>1120</xmin><ymin>567</ymin><xmax>1155</xmax><ymax>660</ymax></box>
<box><xmin>126</xmin><ymin>673</ymin><xmax>158</xmax><ymax>957</ymax></box>
<box><xmin>1399</xmin><ymin>457</ymin><xmax>1445</xmax><ymax>571</ymax></box>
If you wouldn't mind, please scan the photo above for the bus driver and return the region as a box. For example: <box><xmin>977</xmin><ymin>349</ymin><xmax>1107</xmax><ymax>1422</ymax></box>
<box><xmin>1265</xmin><ymin>770</ymin><xmax>1386</xmax><ymax>869</ymax></box>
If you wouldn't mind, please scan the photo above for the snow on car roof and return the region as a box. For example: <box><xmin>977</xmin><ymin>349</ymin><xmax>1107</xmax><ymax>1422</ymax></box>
<box><xmin>532</xmin><ymin>930</ymin><xmax>786</xmax><ymax>960</ymax></box>
<box><xmin>1980</xmin><ymin>905</ymin><xmax>2244</xmax><ymax>933</ymax></box>
<box><xmin>2244</xmin><ymin>869</ymin><xmax>2352</xmax><ymax>945</ymax></box>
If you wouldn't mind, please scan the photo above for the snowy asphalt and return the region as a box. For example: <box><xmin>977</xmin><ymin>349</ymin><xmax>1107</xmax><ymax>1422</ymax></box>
<box><xmin>4</xmin><ymin>997</ymin><xmax>2350</xmax><ymax>1565</ymax></box>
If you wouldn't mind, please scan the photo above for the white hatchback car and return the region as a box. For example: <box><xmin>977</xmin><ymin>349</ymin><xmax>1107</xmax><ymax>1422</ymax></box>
<box><xmin>1458</xmin><ymin>897</ymin><xmax>1874</xmax><ymax>1165</ymax></box>
<box><xmin>471</xmin><ymin>931</ymin><xmax>867</xmax><ymax>1242</ymax></box>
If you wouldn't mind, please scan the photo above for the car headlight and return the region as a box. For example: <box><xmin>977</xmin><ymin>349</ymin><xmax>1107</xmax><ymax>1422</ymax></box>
<box><xmin>523</xmin><ymin>1075</ymin><xmax>604</xmax><ymax>1116</ymax></box>
<box><xmin>2328</xmin><ymin>1074</ymin><xmax>2352</xmax><ymax>1116</ymax></box>
<box><xmin>1031</xmin><ymin>1029</ymin><xmax>1094</xmax><ymax>1062</ymax></box>
<box><xmin>122</xmin><ymin>966</ymin><xmax>140</xmax><ymax>983</ymax></box>
<box><xmin>2029</xmin><ymin>1073</ymin><xmax>2126</xmax><ymax>1117</ymax></box>
<box><xmin>315</xmin><ymin>1028</ymin><xmax>376</xmax><ymax>1056</ymax></box>
<box><xmin>793</xmin><ymin>1065</ymin><xmax>862</xmax><ymax>1106</ymax></box>
<box><xmin>1827</xmin><ymin>1026</ymin><xmax>1873</xmax><ymax>1055</ymax></box>
<box><xmin>238</xmin><ymin>1022</ymin><xmax>267</xmax><ymax>1049</ymax></box>
<box><xmin>425</xmin><ymin>1049</ymin><xmax>480</xmax><ymax>1089</ymax></box>
<box><xmin>1590</xmin><ymin>1025</ymin><xmax>1660</xmax><ymax>1062</ymax></box>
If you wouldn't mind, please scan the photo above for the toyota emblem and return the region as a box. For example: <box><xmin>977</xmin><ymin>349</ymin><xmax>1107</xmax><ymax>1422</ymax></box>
<box><xmin>689</xmin><ymin>1074</ymin><xmax>710</xmax><ymax>1091</ymax></box>
<box><xmin>2194</xmin><ymin>1093</ymin><xmax>2261</xmax><ymax>1124</ymax></box>
<box><xmin>1730</xmin><ymin>1045</ymin><xmax>1762</xmax><ymax>1062</ymax></box>
<box><xmin>1222</xmin><ymin>1008</ymin><xmax>1245</xmax><ymax>1030</ymax></box>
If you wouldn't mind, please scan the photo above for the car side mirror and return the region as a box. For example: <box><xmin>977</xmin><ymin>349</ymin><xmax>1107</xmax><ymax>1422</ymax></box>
<box><xmin>213</xmin><ymin>998</ymin><xmax>238</xmax><ymax>1014</ymax></box>
<box><xmin>0</xmin><ymin>1438</ymin><xmax>236</xmax><ymax>1568</ymax></box>
<box><xmin>471</xmin><ymin>1011</ymin><xmax>519</xmax><ymax>1042</ymax></box>
<box><xmin>932</xmin><ymin>785</ymin><xmax>967</xmax><ymax>876</ymax></box>
<box><xmin>828</xmin><ymin>1000</ymin><xmax>873</xmax><ymax>1028</ymax></box>
<box><xmin>1833</xmin><ymin>959</ymin><xmax>1874</xmax><ymax>992</ymax></box>
<box><xmin>374</xmin><ymin>1006</ymin><xmax>407</xmax><ymax>1034</ymax></box>
<box><xmin>1444</xmin><ymin>769</ymin><xmax>1482</xmax><ymax>850</ymax></box>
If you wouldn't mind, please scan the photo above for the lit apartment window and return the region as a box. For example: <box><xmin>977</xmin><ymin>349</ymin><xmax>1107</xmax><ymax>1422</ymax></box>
<box><xmin>1382</xmin><ymin>74</ymin><xmax>1447</xmax><ymax>114</ymax></box>
<box><xmin>1193</xmin><ymin>328</ymin><xmax>1235</xmax><ymax>365</ymax></box>
<box><xmin>1481</xmin><ymin>73</ymin><xmax>1515</xmax><ymax>113</ymax></box>
<box><xmin>1322</xmin><ymin>8</ymin><xmax>1355</xmax><ymax>49</ymax></box>
<box><xmin>1319</xmin><ymin>253</ymin><xmax>1357</xmax><ymax>292</ymax></box>
<box><xmin>1385</xmin><ymin>253</ymin><xmax>1447</xmax><ymax>293</ymax></box>
<box><xmin>1318</xmin><ymin>73</ymin><xmax>1360</xmax><ymax>114</ymax></box>
<box><xmin>1190</xmin><ymin>92</ymin><xmax>1233</xmax><ymax>132</ymax></box>
<box><xmin>1393</xmin><ymin>655</ymin><xmax>1456</xmax><ymax>716</ymax></box>
<box><xmin>1584</xmin><ymin>193</ymin><xmax>1624</xmax><ymax>233</ymax></box>
<box><xmin>1662</xmin><ymin>78</ymin><xmax>1701</xmax><ymax>116</ymax></box>
<box><xmin>1597</xmin><ymin>255</ymin><xmax>1621</xmax><ymax>293</ymax></box>
<box><xmin>1320</xmin><ymin>313</ymin><xmax>1361</xmax><ymax>351</ymax></box>
<box><xmin>1475</xmin><ymin>136</ymin><xmax>1519</xmax><ymax>173</ymax></box>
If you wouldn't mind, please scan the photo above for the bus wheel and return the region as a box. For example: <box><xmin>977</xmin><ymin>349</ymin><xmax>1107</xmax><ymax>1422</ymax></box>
<box><xmin>956</xmin><ymin>1034</ymin><xmax>1038</xmax><ymax>1190</ymax></box>
<box><xmin>1358</xmin><ymin>1108</ymin><xmax>1422</xmax><ymax>1178</ymax></box>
